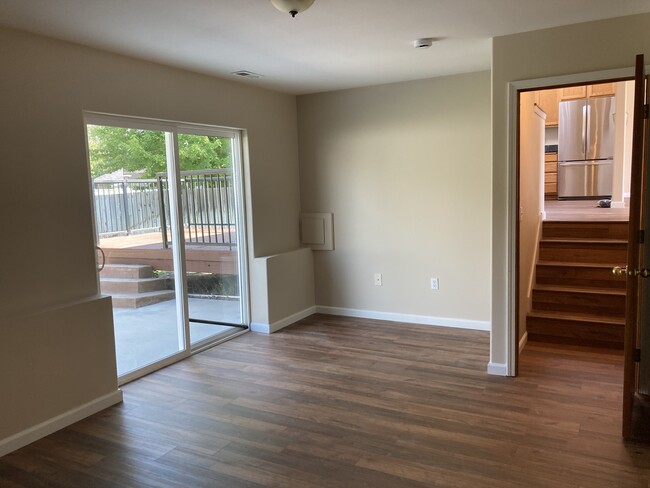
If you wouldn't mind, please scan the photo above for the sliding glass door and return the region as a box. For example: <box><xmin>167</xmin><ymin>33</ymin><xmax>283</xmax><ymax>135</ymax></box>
<box><xmin>174</xmin><ymin>129</ymin><xmax>247</xmax><ymax>346</ymax></box>
<box><xmin>86</xmin><ymin>114</ymin><xmax>248</xmax><ymax>382</ymax></box>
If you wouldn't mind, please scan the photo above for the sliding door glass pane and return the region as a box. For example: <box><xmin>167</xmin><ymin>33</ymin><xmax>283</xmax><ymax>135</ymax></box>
<box><xmin>176</xmin><ymin>133</ymin><xmax>244</xmax><ymax>346</ymax></box>
<box><xmin>88</xmin><ymin>124</ymin><xmax>185</xmax><ymax>376</ymax></box>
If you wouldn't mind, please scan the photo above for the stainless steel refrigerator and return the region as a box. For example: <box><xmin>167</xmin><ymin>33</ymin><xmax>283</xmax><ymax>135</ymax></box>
<box><xmin>557</xmin><ymin>96</ymin><xmax>615</xmax><ymax>199</ymax></box>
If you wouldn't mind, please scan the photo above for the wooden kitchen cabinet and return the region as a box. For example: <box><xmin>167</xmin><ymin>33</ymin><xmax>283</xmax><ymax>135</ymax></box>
<box><xmin>544</xmin><ymin>152</ymin><xmax>558</xmax><ymax>197</ymax></box>
<box><xmin>561</xmin><ymin>86</ymin><xmax>587</xmax><ymax>100</ymax></box>
<box><xmin>587</xmin><ymin>82</ymin><xmax>616</xmax><ymax>97</ymax></box>
<box><xmin>535</xmin><ymin>89</ymin><xmax>560</xmax><ymax>126</ymax></box>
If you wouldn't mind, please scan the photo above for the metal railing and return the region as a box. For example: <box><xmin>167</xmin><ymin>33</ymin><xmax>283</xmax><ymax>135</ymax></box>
<box><xmin>159</xmin><ymin>169</ymin><xmax>237</xmax><ymax>249</ymax></box>
<box><xmin>92</xmin><ymin>169</ymin><xmax>236</xmax><ymax>248</ymax></box>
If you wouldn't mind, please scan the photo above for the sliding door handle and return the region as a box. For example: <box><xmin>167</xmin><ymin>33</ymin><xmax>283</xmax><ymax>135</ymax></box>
<box><xmin>96</xmin><ymin>246</ymin><xmax>106</xmax><ymax>272</ymax></box>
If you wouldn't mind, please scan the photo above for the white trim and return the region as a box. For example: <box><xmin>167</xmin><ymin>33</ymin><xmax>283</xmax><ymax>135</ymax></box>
<box><xmin>487</xmin><ymin>362</ymin><xmax>508</xmax><ymax>376</ymax></box>
<box><xmin>519</xmin><ymin>331</ymin><xmax>528</xmax><ymax>354</ymax></box>
<box><xmin>191</xmin><ymin>328</ymin><xmax>249</xmax><ymax>353</ymax></box>
<box><xmin>118</xmin><ymin>349</ymin><xmax>190</xmax><ymax>386</ymax></box>
<box><xmin>251</xmin><ymin>306</ymin><xmax>317</xmax><ymax>334</ymax></box>
<box><xmin>316</xmin><ymin>306</ymin><xmax>490</xmax><ymax>331</ymax></box>
<box><xmin>527</xmin><ymin>213</ymin><xmax>544</xmax><ymax>298</ymax></box>
<box><xmin>0</xmin><ymin>390</ymin><xmax>123</xmax><ymax>457</ymax></box>
<box><xmin>232</xmin><ymin>133</ymin><xmax>251</xmax><ymax>327</ymax></box>
<box><xmin>512</xmin><ymin>67</ymin><xmax>634</xmax><ymax>92</ymax></box>
<box><xmin>83</xmin><ymin>111</ymin><xmax>242</xmax><ymax>133</ymax></box>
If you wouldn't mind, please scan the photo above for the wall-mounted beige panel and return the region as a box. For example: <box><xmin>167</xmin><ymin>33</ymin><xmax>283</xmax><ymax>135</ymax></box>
<box><xmin>300</xmin><ymin>212</ymin><xmax>334</xmax><ymax>250</ymax></box>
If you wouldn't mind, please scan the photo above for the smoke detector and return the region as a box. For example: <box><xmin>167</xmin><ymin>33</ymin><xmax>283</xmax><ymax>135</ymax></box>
<box><xmin>413</xmin><ymin>38</ymin><xmax>435</xmax><ymax>49</ymax></box>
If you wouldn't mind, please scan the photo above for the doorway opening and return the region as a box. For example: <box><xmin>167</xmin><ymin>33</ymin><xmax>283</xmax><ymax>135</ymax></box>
<box><xmin>518</xmin><ymin>81</ymin><xmax>634</xmax><ymax>358</ymax></box>
<box><xmin>85</xmin><ymin>114</ymin><xmax>249</xmax><ymax>382</ymax></box>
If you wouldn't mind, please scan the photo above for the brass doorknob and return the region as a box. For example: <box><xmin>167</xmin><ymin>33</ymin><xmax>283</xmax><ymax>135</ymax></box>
<box><xmin>612</xmin><ymin>266</ymin><xmax>650</xmax><ymax>277</ymax></box>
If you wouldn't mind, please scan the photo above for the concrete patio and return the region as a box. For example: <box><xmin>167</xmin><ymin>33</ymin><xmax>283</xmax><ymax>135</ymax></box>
<box><xmin>112</xmin><ymin>297</ymin><xmax>243</xmax><ymax>376</ymax></box>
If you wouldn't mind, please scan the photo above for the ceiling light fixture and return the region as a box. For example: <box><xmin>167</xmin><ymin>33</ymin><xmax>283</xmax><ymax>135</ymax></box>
<box><xmin>270</xmin><ymin>0</ymin><xmax>315</xmax><ymax>18</ymax></box>
<box><xmin>231</xmin><ymin>70</ymin><xmax>263</xmax><ymax>79</ymax></box>
<box><xmin>413</xmin><ymin>38</ymin><xmax>436</xmax><ymax>49</ymax></box>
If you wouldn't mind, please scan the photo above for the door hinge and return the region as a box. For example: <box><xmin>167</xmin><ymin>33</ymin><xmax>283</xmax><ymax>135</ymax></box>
<box><xmin>645</xmin><ymin>104</ymin><xmax>650</xmax><ymax>119</ymax></box>
<box><xmin>634</xmin><ymin>348</ymin><xmax>641</xmax><ymax>362</ymax></box>
<box><xmin>639</xmin><ymin>230</ymin><xmax>645</xmax><ymax>244</ymax></box>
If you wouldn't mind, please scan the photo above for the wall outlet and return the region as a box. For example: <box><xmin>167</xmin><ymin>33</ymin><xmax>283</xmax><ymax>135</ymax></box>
<box><xmin>374</xmin><ymin>273</ymin><xmax>383</xmax><ymax>286</ymax></box>
<box><xmin>430</xmin><ymin>278</ymin><xmax>439</xmax><ymax>290</ymax></box>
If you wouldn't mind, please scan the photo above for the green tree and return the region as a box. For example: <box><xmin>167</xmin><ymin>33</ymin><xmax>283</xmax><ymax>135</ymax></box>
<box><xmin>88</xmin><ymin>125</ymin><xmax>232</xmax><ymax>178</ymax></box>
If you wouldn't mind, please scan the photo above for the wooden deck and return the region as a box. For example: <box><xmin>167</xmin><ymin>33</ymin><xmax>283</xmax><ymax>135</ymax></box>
<box><xmin>99</xmin><ymin>231</ymin><xmax>237</xmax><ymax>275</ymax></box>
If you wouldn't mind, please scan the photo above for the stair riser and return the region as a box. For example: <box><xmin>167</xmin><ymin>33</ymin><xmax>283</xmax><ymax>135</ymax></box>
<box><xmin>100</xmin><ymin>280</ymin><xmax>167</xmax><ymax>294</ymax></box>
<box><xmin>542</xmin><ymin>222</ymin><xmax>629</xmax><ymax>240</ymax></box>
<box><xmin>538</xmin><ymin>244</ymin><xmax>627</xmax><ymax>264</ymax></box>
<box><xmin>535</xmin><ymin>266</ymin><xmax>626</xmax><ymax>290</ymax></box>
<box><xmin>101</xmin><ymin>265</ymin><xmax>154</xmax><ymax>279</ymax></box>
<box><xmin>527</xmin><ymin>317</ymin><xmax>624</xmax><ymax>349</ymax></box>
<box><xmin>532</xmin><ymin>290</ymin><xmax>625</xmax><ymax>316</ymax></box>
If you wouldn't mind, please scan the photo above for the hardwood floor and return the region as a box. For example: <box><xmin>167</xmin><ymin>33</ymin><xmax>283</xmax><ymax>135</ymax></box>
<box><xmin>2</xmin><ymin>315</ymin><xmax>650</xmax><ymax>487</ymax></box>
<box><xmin>544</xmin><ymin>199</ymin><xmax>629</xmax><ymax>222</ymax></box>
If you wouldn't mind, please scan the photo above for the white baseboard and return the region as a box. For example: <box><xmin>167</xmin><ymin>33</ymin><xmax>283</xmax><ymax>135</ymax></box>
<box><xmin>251</xmin><ymin>306</ymin><xmax>317</xmax><ymax>334</ymax></box>
<box><xmin>519</xmin><ymin>331</ymin><xmax>528</xmax><ymax>354</ymax></box>
<box><xmin>0</xmin><ymin>390</ymin><xmax>123</xmax><ymax>458</ymax></box>
<box><xmin>487</xmin><ymin>362</ymin><xmax>508</xmax><ymax>376</ymax></box>
<box><xmin>315</xmin><ymin>306</ymin><xmax>490</xmax><ymax>331</ymax></box>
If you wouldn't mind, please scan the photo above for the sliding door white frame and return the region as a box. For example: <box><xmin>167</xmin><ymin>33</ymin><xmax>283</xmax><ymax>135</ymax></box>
<box><xmin>83</xmin><ymin>111</ymin><xmax>250</xmax><ymax>385</ymax></box>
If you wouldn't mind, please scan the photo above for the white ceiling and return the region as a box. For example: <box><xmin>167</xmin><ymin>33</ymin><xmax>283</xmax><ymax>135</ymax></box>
<box><xmin>1</xmin><ymin>0</ymin><xmax>649</xmax><ymax>95</ymax></box>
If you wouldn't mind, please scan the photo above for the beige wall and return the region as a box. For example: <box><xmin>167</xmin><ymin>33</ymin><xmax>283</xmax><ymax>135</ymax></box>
<box><xmin>252</xmin><ymin>247</ymin><xmax>315</xmax><ymax>332</ymax></box>
<box><xmin>298</xmin><ymin>72</ymin><xmax>491</xmax><ymax>326</ymax></box>
<box><xmin>0</xmin><ymin>297</ymin><xmax>118</xmax><ymax>445</ymax></box>
<box><xmin>492</xmin><ymin>13</ymin><xmax>650</xmax><ymax>371</ymax></box>
<box><xmin>518</xmin><ymin>93</ymin><xmax>545</xmax><ymax>342</ymax></box>
<box><xmin>0</xmin><ymin>27</ymin><xmax>305</xmax><ymax>445</ymax></box>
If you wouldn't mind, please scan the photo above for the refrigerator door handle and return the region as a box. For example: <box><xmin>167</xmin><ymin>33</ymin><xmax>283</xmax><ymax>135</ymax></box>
<box><xmin>559</xmin><ymin>161</ymin><xmax>597</xmax><ymax>166</ymax></box>
<box><xmin>582</xmin><ymin>104</ymin><xmax>588</xmax><ymax>158</ymax></box>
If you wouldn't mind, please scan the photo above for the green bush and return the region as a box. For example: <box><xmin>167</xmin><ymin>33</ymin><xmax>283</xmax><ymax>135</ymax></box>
<box><xmin>153</xmin><ymin>270</ymin><xmax>239</xmax><ymax>297</ymax></box>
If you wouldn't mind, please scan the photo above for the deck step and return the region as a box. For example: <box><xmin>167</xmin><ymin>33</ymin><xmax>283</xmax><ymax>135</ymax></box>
<box><xmin>100</xmin><ymin>264</ymin><xmax>154</xmax><ymax>279</ymax></box>
<box><xmin>100</xmin><ymin>277</ymin><xmax>167</xmax><ymax>294</ymax></box>
<box><xmin>531</xmin><ymin>284</ymin><xmax>625</xmax><ymax>316</ymax></box>
<box><xmin>527</xmin><ymin>310</ymin><xmax>624</xmax><ymax>349</ymax></box>
<box><xmin>535</xmin><ymin>261</ymin><xmax>627</xmax><ymax>289</ymax></box>
<box><xmin>110</xmin><ymin>290</ymin><xmax>175</xmax><ymax>308</ymax></box>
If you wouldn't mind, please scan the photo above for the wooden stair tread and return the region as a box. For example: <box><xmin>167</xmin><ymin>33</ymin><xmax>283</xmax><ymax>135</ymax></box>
<box><xmin>533</xmin><ymin>284</ymin><xmax>626</xmax><ymax>296</ymax></box>
<box><xmin>544</xmin><ymin>220</ymin><xmax>628</xmax><ymax>224</ymax></box>
<box><xmin>540</xmin><ymin>238</ymin><xmax>627</xmax><ymax>244</ymax></box>
<box><xmin>537</xmin><ymin>261</ymin><xmax>623</xmax><ymax>268</ymax></box>
<box><xmin>527</xmin><ymin>310</ymin><xmax>625</xmax><ymax>325</ymax></box>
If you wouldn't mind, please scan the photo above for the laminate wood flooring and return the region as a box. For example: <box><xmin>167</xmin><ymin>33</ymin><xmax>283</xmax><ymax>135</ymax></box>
<box><xmin>1</xmin><ymin>314</ymin><xmax>649</xmax><ymax>487</ymax></box>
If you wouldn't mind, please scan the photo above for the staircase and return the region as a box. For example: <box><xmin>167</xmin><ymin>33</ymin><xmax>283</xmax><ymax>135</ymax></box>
<box><xmin>526</xmin><ymin>220</ymin><xmax>628</xmax><ymax>349</ymax></box>
<box><xmin>100</xmin><ymin>264</ymin><xmax>175</xmax><ymax>308</ymax></box>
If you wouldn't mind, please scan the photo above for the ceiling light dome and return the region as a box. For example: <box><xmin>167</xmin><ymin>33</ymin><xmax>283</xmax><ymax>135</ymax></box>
<box><xmin>271</xmin><ymin>0</ymin><xmax>315</xmax><ymax>18</ymax></box>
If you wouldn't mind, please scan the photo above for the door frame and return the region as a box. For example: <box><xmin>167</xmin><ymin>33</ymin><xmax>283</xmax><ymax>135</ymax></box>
<box><xmin>84</xmin><ymin>111</ymin><xmax>251</xmax><ymax>384</ymax></box>
<box><xmin>503</xmin><ymin>66</ymin><xmax>636</xmax><ymax>376</ymax></box>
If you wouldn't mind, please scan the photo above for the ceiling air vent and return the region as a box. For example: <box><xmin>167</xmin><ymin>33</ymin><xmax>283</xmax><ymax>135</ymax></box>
<box><xmin>231</xmin><ymin>70</ymin><xmax>263</xmax><ymax>79</ymax></box>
